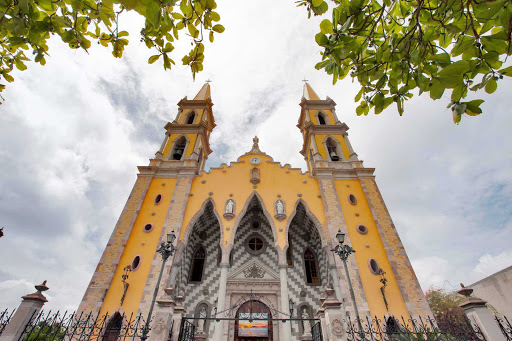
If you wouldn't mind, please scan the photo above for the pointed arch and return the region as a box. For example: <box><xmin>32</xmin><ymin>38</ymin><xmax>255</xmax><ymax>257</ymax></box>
<box><xmin>102</xmin><ymin>310</ymin><xmax>125</xmax><ymax>341</ymax></box>
<box><xmin>189</xmin><ymin>244</ymin><xmax>206</xmax><ymax>282</ymax></box>
<box><xmin>185</xmin><ymin>111</ymin><xmax>197</xmax><ymax>124</ymax></box>
<box><xmin>303</xmin><ymin>247</ymin><xmax>321</xmax><ymax>285</ymax></box>
<box><xmin>178</xmin><ymin>197</ymin><xmax>224</xmax><ymax>252</ymax></box>
<box><xmin>285</xmin><ymin>198</ymin><xmax>327</xmax><ymax>249</ymax></box>
<box><xmin>322</xmin><ymin>135</ymin><xmax>343</xmax><ymax>161</ymax></box>
<box><xmin>317</xmin><ymin>111</ymin><xmax>327</xmax><ymax>125</ymax></box>
<box><xmin>170</xmin><ymin>135</ymin><xmax>190</xmax><ymax>160</ymax></box>
<box><xmin>227</xmin><ymin>191</ymin><xmax>278</xmax><ymax>258</ymax></box>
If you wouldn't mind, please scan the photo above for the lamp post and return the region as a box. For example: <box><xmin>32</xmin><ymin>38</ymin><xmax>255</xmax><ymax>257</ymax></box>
<box><xmin>331</xmin><ymin>230</ymin><xmax>364</xmax><ymax>337</ymax></box>
<box><xmin>140</xmin><ymin>231</ymin><xmax>177</xmax><ymax>341</ymax></box>
<box><xmin>289</xmin><ymin>299</ymin><xmax>294</xmax><ymax>317</ymax></box>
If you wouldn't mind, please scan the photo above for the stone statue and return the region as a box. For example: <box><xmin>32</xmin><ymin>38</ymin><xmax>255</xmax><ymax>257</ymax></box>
<box><xmin>302</xmin><ymin>307</ymin><xmax>312</xmax><ymax>335</ymax></box>
<box><xmin>197</xmin><ymin>305</ymin><xmax>207</xmax><ymax>334</ymax></box>
<box><xmin>225</xmin><ymin>199</ymin><xmax>234</xmax><ymax>214</ymax></box>
<box><xmin>276</xmin><ymin>200</ymin><xmax>284</xmax><ymax>215</ymax></box>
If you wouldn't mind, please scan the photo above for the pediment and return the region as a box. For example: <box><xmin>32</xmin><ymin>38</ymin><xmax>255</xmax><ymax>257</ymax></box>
<box><xmin>228</xmin><ymin>259</ymin><xmax>279</xmax><ymax>281</ymax></box>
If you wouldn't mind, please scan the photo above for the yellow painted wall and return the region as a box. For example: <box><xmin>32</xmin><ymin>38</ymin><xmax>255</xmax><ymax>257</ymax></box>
<box><xmin>179</xmin><ymin>108</ymin><xmax>205</xmax><ymax>124</ymax></box>
<box><xmin>314</xmin><ymin>134</ymin><xmax>351</xmax><ymax>159</ymax></box>
<box><xmin>309</xmin><ymin>109</ymin><xmax>334</xmax><ymax>125</ymax></box>
<box><xmin>179</xmin><ymin>154</ymin><xmax>326</xmax><ymax>251</ymax></box>
<box><xmin>334</xmin><ymin>180</ymin><xmax>410</xmax><ymax>319</ymax></box>
<box><xmin>99</xmin><ymin>178</ymin><xmax>177</xmax><ymax>318</ymax></box>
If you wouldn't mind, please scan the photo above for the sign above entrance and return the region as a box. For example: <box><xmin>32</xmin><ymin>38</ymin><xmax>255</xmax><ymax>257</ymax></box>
<box><xmin>238</xmin><ymin>313</ymin><xmax>268</xmax><ymax>337</ymax></box>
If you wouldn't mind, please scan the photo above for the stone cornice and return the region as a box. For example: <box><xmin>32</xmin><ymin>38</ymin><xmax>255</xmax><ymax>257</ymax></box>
<box><xmin>313</xmin><ymin>166</ymin><xmax>375</xmax><ymax>180</ymax></box>
<box><xmin>299</xmin><ymin>122</ymin><xmax>350</xmax><ymax>156</ymax></box>
<box><xmin>177</xmin><ymin>97</ymin><xmax>216</xmax><ymax>130</ymax></box>
<box><xmin>163</xmin><ymin>121</ymin><xmax>213</xmax><ymax>155</ymax></box>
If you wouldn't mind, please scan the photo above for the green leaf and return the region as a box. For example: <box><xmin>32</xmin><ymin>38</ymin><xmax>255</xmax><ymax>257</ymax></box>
<box><xmin>320</xmin><ymin>19</ymin><xmax>333</xmax><ymax>34</ymax></box>
<box><xmin>464</xmin><ymin>99</ymin><xmax>484</xmax><ymax>115</ymax></box>
<box><xmin>315</xmin><ymin>33</ymin><xmax>328</xmax><ymax>46</ymax></box>
<box><xmin>499</xmin><ymin>66</ymin><xmax>512</xmax><ymax>76</ymax></box>
<box><xmin>312</xmin><ymin>0</ymin><xmax>322</xmax><ymax>7</ymax></box>
<box><xmin>485</xmin><ymin>77</ymin><xmax>497</xmax><ymax>94</ymax></box>
<box><xmin>146</xmin><ymin>0</ymin><xmax>160</xmax><ymax>27</ymax></box>
<box><xmin>118</xmin><ymin>31</ymin><xmax>129</xmax><ymax>37</ymax></box>
<box><xmin>212</xmin><ymin>24</ymin><xmax>224</xmax><ymax>33</ymax></box>
<box><xmin>429</xmin><ymin>79</ymin><xmax>445</xmax><ymax>100</ymax></box>
<box><xmin>2</xmin><ymin>73</ymin><xmax>14</xmax><ymax>83</ymax></box>
<box><xmin>148</xmin><ymin>54</ymin><xmax>161</xmax><ymax>64</ymax></box>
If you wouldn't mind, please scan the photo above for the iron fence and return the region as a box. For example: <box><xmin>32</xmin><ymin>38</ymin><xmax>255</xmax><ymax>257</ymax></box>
<box><xmin>0</xmin><ymin>309</ymin><xmax>15</xmax><ymax>336</ymax></box>
<box><xmin>495</xmin><ymin>315</ymin><xmax>512</xmax><ymax>341</ymax></box>
<box><xmin>312</xmin><ymin>321</ymin><xmax>322</xmax><ymax>341</ymax></box>
<box><xmin>177</xmin><ymin>319</ymin><xmax>195</xmax><ymax>341</ymax></box>
<box><xmin>17</xmin><ymin>310</ymin><xmax>148</xmax><ymax>341</ymax></box>
<box><xmin>346</xmin><ymin>316</ymin><xmax>487</xmax><ymax>341</ymax></box>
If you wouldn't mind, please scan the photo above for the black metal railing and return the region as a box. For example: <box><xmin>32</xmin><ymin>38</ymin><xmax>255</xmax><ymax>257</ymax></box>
<box><xmin>177</xmin><ymin>319</ymin><xmax>195</xmax><ymax>341</ymax></box>
<box><xmin>312</xmin><ymin>321</ymin><xmax>323</xmax><ymax>341</ymax></box>
<box><xmin>17</xmin><ymin>310</ymin><xmax>148</xmax><ymax>341</ymax></box>
<box><xmin>495</xmin><ymin>315</ymin><xmax>512</xmax><ymax>341</ymax></box>
<box><xmin>346</xmin><ymin>316</ymin><xmax>487</xmax><ymax>341</ymax></box>
<box><xmin>0</xmin><ymin>309</ymin><xmax>15</xmax><ymax>336</ymax></box>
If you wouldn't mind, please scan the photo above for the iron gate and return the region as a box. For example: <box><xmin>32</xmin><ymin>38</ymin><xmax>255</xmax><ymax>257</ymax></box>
<box><xmin>312</xmin><ymin>321</ymin><xmax>323</xmax><ymax>341</ymax></box>
<box><xmin>177</xmin><ymin>319</ymin><xmax>195</xmax><ymax>341</ymax></box>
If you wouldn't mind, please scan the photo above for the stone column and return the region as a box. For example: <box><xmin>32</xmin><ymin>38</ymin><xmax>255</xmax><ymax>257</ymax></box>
<box><xmin>458</xmin><ymin>286</ymin><xmax>506</xmax><ymax>341</ymax></box>
<box><xmin>148</xmin><ymin>291</ymin><xmax>176</xmax><ymax>341</ymax></box>
<box><xmin>0</xmin><ymin>281</ymin><xmax>49</xmax><ymax>341</ymax></box>
<box><xmin>279</xmin><ymin>265</ymin><xmax>293</xmax><ymax>340</ymax></box>
<box><xmin>170</xmin><ymin>297</ymin><xmax>187</xmax><ymax>341</ymax></box>
<box><xmin>155</xmin><ymin>132</ymin><xmax>170</xmax><ymax>159</ymax></box>
<box><xmin>212</xmin><ymin>263</ymin><xmax>229</xmax><ymax>340</ymax></box>
<box><xmin>320</xmin><ymin>288</ymin><xmax>347</xmax><ymax>341</ymax></box>
<box><xmin>342</xmin><ymin>133</ymin><xmax>358</xmax><ymax>160</ymax></box>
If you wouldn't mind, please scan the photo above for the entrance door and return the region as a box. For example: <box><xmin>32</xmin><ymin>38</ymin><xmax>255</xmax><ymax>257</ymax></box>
<box><xmin>234</xmin><ymin>300</ymin><xmax>272</xmax><ymax>341</ymax></box>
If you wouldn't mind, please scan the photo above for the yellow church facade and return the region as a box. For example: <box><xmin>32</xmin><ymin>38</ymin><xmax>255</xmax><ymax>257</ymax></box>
<box><xmin>78</xmin><ymin>83</ymin><xmax>431</xmax><ymax>340</ymax></box>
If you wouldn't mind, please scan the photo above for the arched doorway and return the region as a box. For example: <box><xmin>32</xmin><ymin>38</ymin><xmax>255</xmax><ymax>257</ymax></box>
<box><xmin>102</xmin><ymin>312</ymin><xmax>122</xmax><ymax>341</ymax></box>
<box><xmin>234</xmin><ymin>300</ymin><xmax>273</xmax><ymax>341</ymax></box>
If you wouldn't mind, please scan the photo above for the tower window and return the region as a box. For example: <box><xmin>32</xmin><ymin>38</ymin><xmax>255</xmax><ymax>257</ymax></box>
<box><xmin>318</xmin><ymin>113</ymin><xmax>327</xmax><ymax>125</ymax></box>
<box><xmin>131</xmin><ymin>255</ymin><xmax>141</xmax><ymax>271</ymax></box>
<box><xmin>357</xmin><ymin>225</ymin><xmax>368</xmax><ymax>235</ymax></box>
<box><xmin>186</xmin><ymin>112</ymin><xmax>196</xmax><ymax>124</ymax></box>
<box><xmin>326</xmin><ymin>138</ymin><xmax>339</xmax><ymax>161</ymax></box>
<box><xmin>286</xmin><ymin>240</ymin><xmax>293</xmax><ymax>266</ymax></box>
<box><xmin>368</xmin><ymin>258</ymin><xmax>381</xmax><ymax>275</ymax></box>
<box><xmin>190</xmin><ymin>246</ymin><xmax>206</xmax><ymax>282</ymax></box>
<box><xmin>304</xmin><ymin>248</ymin><xmax>320</xmax><ymax>285</ymax></box>
<box><xmin>143</xmin><ymin>223</ymin><xmax>154</xmax><ymax>233</ymax></box>
<box><xmin>172</xmin><ymin>136</ymin><xmax>187</xmax><ymax>160</ymax></box>
<box><xmin>348</xmin><ymin>194</ymin><xmax>357</xmax><ymax>205</ymax></box>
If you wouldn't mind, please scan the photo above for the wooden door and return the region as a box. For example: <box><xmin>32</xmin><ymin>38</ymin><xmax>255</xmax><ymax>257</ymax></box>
<box><xmin>234</xmin><ymin>300</ymin><xmax>272</xmax><ymax>341</ymax></box>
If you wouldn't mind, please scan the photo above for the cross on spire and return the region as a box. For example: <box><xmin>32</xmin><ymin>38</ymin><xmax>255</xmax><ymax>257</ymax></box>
<box><xmin>302</xmin><ymin>77</ymin><xmax>309</xmax><ymax>83</ymax></box>
<box><xmin>205</xmin><ymin>79</ymin><xmax>212</xmax><ymax>84</ymax></box>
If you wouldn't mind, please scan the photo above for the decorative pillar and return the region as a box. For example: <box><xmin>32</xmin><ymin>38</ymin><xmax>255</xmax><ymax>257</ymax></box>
<box><xmin>342</xmin><ymin>133</ymin><xmax>358</xmax><ymax>160</ymax></box>
<box><xmin>0</xmin><ymin>281</ymin><xmax>49</xmax><ymax>341</ymax></box>
<box><xmin>319</xmin><ymin>287</ymin><xmax>347</xmax><ymax>341</ymax></box>
<box><xmin>148</xmin><ymin>289</ymin><xmax>176</xmax><ymax>341</ymax></box>
<box><xmin>170</xmin><ymin>296</ymin><xmax>186</xmax><ymax>341</ymax></box>
<box><xmin>155</xmin><ymin>132</ymin><xmax>170</xmax><ymax>159</ymax></box>
<box><xmin>458</xmin><ymin>285</ymin><xmax>506</xmax><ymax>341</ymax></box>
<box><xmin>212</xmin><ymin>263</ymin><xmax>229</xmax><ymax>340</ymax></box>
<box><xmin>279</xmin><ymin>265</ymin><xmax>293</xmax><ymax>340</ymax></box>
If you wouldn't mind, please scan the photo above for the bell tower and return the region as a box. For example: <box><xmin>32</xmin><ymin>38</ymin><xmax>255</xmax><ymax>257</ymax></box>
<box><xmin>152</xmin><ymin>83</ymin><xmax>215</xmax><ymax>175</ymax></box>
<box><xmin>298</xmin><ymin>82</ymin><xmax>362</xmax><ymax>176</ymax></box>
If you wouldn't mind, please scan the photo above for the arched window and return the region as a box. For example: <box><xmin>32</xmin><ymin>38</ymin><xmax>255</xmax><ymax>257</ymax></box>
<box><xmin>186</xmin><ymin>112</ymin><xmax>196</xmax><ymax>124</ymax></box>
<box><xmin>102</xmin><ymin>312</ymin><xmax>122</xmax><ymax>341</ymax></box>
<box><xmin>304</xmin><ymin>248</ymin><xmax>320</xmax><ymax>284</ymax></box>
<box><xmin>318</xmin><ymin>112</ymin><xmax>327</xmax><ymax>125</ymax></box>
<box><xmin>326</xmin><ymin>138</ymin><xmax>339</xmax><ymax>161</ymax></box>
<box><xmin>172</xmin><ymin>136</ymin><xmax>187</xmax><ymax>160</ymax></box>
<box><xmin>286</xmin><ymin>240</ymin><xmax>293</xmax><ymax>266</ymax></box>
<box><xmin>190</xmin><ymin>246</ymin><xmax>206</xmax><ymax>282</ymax></box>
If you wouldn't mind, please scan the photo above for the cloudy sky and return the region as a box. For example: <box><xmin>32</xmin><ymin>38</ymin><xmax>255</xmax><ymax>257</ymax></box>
<box><xmin>1</xmin><ymin>0</ymin><xmax>511</xmax><ymax>311</ymax></box>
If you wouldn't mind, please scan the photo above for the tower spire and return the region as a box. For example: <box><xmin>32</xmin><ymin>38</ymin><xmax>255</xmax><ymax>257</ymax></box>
<box><xmin>303</xmin><ymin>82</ymin><xmax>320</xmax><ymax>100</ymax></box>
<box><xmin>193</xmin><ymin>83</ymin><xmax>211</xmax><ymax>100</ymax></box>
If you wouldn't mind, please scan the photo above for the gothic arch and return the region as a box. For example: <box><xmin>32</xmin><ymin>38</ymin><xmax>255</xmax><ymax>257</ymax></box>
<box><xmin>322</xmin><ymin>135</ymin><xmax>344</xmax><ymax>161</ymax></box>
<box><xmin>177</xmin><ymin>197</ymin><xmax>224</xmax><ymax>262</ymax></box>
<box><xmin>169</xmin><ymin>135</ymin><xmax>190</xmax><ymax>160</ymax></box>
<box><xmin>226</xmin><ymin>191</ymin><xmax>278</xmax><ymax>261</ymax></box>
<box><xmin>317</xmin><ymin>111</ymin><xmax>328</xmax><ymax>125</ymax></box>
<box><xmin>284</xmin><ymin>199</ymin><xmax>327</xmax><ymax>250</ymax></box>
<box><xmin>185</xmin><ymin>111</ymin><xmax>197</xmax><ymax>124</ymax></box>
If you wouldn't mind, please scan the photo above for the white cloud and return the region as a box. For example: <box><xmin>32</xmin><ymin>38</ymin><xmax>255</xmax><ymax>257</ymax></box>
<box><xmin>0</xmin><ymin>0</ymin><xmax>511</xmax><ymax>311</ymax></box>
<box><xmin>472</xmin><ymin>251</ymin><xmax>512</xmax><ymax>279</ymax></box>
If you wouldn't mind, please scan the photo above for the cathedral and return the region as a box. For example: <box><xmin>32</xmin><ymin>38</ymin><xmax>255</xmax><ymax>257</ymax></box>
<box><xmin>77</xmin><ymin>83</ymin><xmax>431</xmax><ymax>340</ymax></box>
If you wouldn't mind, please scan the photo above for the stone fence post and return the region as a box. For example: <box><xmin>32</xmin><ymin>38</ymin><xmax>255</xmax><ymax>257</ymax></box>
<box><xmin>0</xmin><ymin>281</ymin><xmax>49</xmax><ymax>341</ymax></box>
<box><xmin>458</xmin><ymin>285</ymin><xmax>506</xmax><ymax>341</ymax></box>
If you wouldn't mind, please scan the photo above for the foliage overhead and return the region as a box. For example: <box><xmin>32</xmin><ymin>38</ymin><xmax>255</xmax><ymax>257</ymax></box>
<box><xmin>298</xmin><ymin>0</ymin><xmax>512</xmax><ymax>123</ymax></box>
<box><xmin>0</xmin><ymin>0</ymin><xmax>223</xmax><ymax>102</ymax></box>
